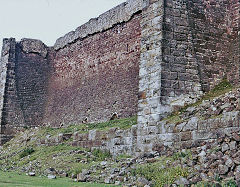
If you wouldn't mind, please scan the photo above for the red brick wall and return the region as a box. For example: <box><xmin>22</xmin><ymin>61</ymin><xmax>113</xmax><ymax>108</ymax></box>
<box><xmin>227</xmin><ymin>0</ymin><xmax>240</xmax><ymax>85</ymax></box>
<box><xmin>43</xmin><ymin>13</ymin><xmax>141</xmax><ymax>127</ymax></box>
<box><xmin>189</xmin><ymin>0</ymin><xmax>240</xmax><ymax>91</ymax></box>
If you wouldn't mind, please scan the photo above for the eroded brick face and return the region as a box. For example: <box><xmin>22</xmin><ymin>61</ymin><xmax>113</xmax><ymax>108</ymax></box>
<box><xmin>43</xmin><ymin>13</ymin><xmax>141</xmax><ymax>126</ymax></box>
<box><xmin>188</xmin><ymin>0</ymin><xmax>240</xmax><ymax>91</ymax></box>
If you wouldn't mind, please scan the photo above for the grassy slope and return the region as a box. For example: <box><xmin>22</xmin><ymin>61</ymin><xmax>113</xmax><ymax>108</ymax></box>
<box><xmin>0</xmin><ymin>117</ymin><xmax>137</xmax><ymax>186</ymax></box>
<box><xmin>131</xmin><ymin>151</ymin><xmax>191</xmax><ymax>187</ymax></box>
<box><xmin>0</xmin><ymin>79</ymin><xmax>237</xmax><ymax>187</ymax></box>
<box><xmin>0</xmin><ymin>171</ymin><xmax>115</xmax><ymax>187</ymax></box>
<box><xmin>41</xmin><ymin>116</ymin><xmax>137</xmax><ymax>137</ymax></box>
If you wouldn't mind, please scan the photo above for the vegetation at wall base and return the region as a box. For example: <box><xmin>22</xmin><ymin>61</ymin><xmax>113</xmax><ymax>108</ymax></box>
<box><xmin>0</xmin><ymin>171</ymin><xmax>117</xmax><ymax>187</ymax></box>
<box><xmin>42</xmin><ymin>116</ymin><xmax>137</xmax><ymax>137</ymax></box>
<box><xmin>0</xmin><ymin>86</ymin><xmax>239</xmax><ymax>186</ymax></box>
<box><xmin>164</xmin><ymin>78</ymin><xmax>235</xmax><ymax>124</ymax></box>
<box><xmin>19</xmin><ymin>147</ymin><xmax>35</xmax><ymax>158</ymax></box>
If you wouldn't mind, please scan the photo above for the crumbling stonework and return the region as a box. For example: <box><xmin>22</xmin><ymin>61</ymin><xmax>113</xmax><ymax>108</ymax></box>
<box><xmin>0</xmin><ymin>0</ymin><xmax>239</xmax><ymax>153</ymax></box>
<box><xmin>38</xmin><ymin>89</ymin><xmax>239</xmax><ymax>156</ymax></box>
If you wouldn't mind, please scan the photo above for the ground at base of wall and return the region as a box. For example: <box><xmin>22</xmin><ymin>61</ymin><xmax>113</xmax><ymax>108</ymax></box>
<box><xmin>0</xmin><ymin>84</ymin><xmax>240</xmax><ymax>186</ymax></box>
<box><xmin>0</xmin><ymin>171</ymin><xmax>116</xmax><ymax>187</ymax></box>
<box><xmin>1</xmin><ymin>124</ymin><xmax>240</xmax><ymax>186</ymax></box>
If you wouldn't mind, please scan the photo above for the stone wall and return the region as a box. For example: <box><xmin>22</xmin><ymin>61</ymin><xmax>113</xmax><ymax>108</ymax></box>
<box><xmin>188</xmin><ymin>0</ymin><xmax>240</xmax><ymax>91</ymax></box>
<box><xmin>40</xmin><ymin>110</ymin><xmax>239</xmax><ymax>156</ymax></box>
<box><xmin>44</xmin><ymin>13</ymin><xmax>141</xmax><ymax>126</ymax></box>
<box><xmin>0</xmin><ymin>39</ymin><xmax>25</xmax><ymax>144</ymax></box>
<box><xmin>40</xmin><ymin>89</ymin><xmax>238</xmax><ymax>156</ymax></box>
<box><xmin>137</xmin><ymin>0</ymin><xmax>164</xmax><ymax>127</ymax></box>
<box><xmin>0</xmin><ymin>0</ymin><xmax>144</xmax><ymax>140</ymax></box>
<box><xmin>37</xmin><ymin>89</ymin><xmax>239</xmax><ymax>156</ymax></box>
<box><xmin>137</xmin><ymin>0</ymin><xmax>240</xmax><ymax>126</ymax></box>
<box><xmin>54</xmin><ymin>0</ymin><xmax>143</xmax><ymax>50</ymax></box>
<box><xmin>161</xmin><ymin>0</ymin><xmax>202</xmax><ymax>109</ymax></box>
<box><xmin>0</xmin><ymin>0</ymin><xmax>239</xmax><ymax>152</ymax></box>
<box><xmin>15</xmin><ymin>39</ymin><xmax>50</xmax><ymax>127</ymax></box>
<box><xmin>0</xmin><ymin>39</ymin><xmax>51</xmax><ymax>144</ymax></box>
<box><xmin>0</xmin><ymin>39</ymin><xmax>17</xmax><ymax>144</ymax></box>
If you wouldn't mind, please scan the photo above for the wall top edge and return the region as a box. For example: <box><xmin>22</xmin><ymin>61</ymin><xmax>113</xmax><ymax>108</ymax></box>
<box><xmin>1</xmin><ymin>38</ymin><xmax>48</xmax><ymax>58</ymax></box>
<box><xmin>53</xmin><ymin>0</ymin><xmax>144</xmax><ymax>50</ymax></box>
<box><xmin>1</xmin><ymin>38</ymin><xmax>16</xmax><ymax>57</ymax></box>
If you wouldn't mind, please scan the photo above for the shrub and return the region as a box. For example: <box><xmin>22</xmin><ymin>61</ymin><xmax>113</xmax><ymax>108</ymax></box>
<box><xmin>224</xmin><ymin>179</ymin><xmax>237</xmax><ymax>187</ymax></box>
<box><xmin>19</xmin><ymin>148</ymin><xmax>35</xmax><ymax>158</ymax></box>
<box><xmin>132</xmin><ymin>160</ymin><xmax>189</xmax><ymax>187</ymax></box>
<box><xmin>91</xmin><ymin>149</ymin><xmax>111</xmax><ymax>161</ymax></box>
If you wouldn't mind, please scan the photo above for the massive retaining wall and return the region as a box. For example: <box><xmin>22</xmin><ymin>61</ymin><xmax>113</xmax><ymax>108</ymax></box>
<box><xmin>0</xmin><ymin>0</ymin><xmax>144</xmax><ymax>143</ymax></box>
<box><xmin>0</xmin><ymin>0</ymin><xmax>239</xmax><ymax>152</ymax></box>
<box><xmin>44</xmin><ymin>12</ymin><xmax>141</xmax><ymax>126</ymax></box>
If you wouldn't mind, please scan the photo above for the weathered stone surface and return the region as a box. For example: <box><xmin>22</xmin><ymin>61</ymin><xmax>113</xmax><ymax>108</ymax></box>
<box><xmin>104</xmin><ymin>177</ymin><xmax>113</xmax><ymax>184</ymax></box>
<box><xmin>20</xmin><ymin>38</ymin><xmax>48</xmax><ymax>58</ymax></box>
<box><xmin>218</xmin><ymin>165</ymin><xmax>229</xmax><ymax>175</ymax></box>
<box><xmin>45</xmin><ymin>12</ymin><xmax>141</xmax><ymax>127</ymax></box>
<box><xmin>229</xmin><ymin>141</ymin><xmax>236</xmax><ymax>150</ymax></box>
<box><xmin>48</xmin><ymin>174</ymin><xmax>56</xmax><ymax>179</ymax></box>
<box><xmin>175</xmin><ymin>177</ymin><xmax>189</xmax><ymax>186</ymax></box>
<box><xmin>28</xmin><ymin>172</ymin><xmax>36</xmax><ymax>176</ymax></box>
<box><xmin>77</xmin><ymin>173</ymin><xmax>87</xmax><ymax>182</ymax></box>
<box><xmin>137</xmin><ymin>0</ymin><xmax>164</xmax><ymax>126</ymax></box>
<box><xmin>222</xmin><ymin>143</ymin><xmax>229</xmax><ymax>152</ymax></box>
<box><xmin>137</xmin><ymin>177</ymin><xmax>149</xmax><ymax>187</ymax></box>
<box><xmin>54</xmin><ymin>0</ymin><xmax>144</xmax><ymax>50</ymax></box>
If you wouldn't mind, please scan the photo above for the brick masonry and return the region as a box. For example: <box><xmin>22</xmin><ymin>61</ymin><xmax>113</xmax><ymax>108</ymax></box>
<box><xmin>188</xmin><ymin>0</ymin><xmax>240</xmax><ymax>91</ymax></box>
<box><xmin>44</xmin><ymin>13</ymin><xmax>141</xmax><ymax>126</ymax></box>
<box><xmin>0</xmin><ymin>0</ymin><xmax>239</xmax><ymax>154</ymax></box>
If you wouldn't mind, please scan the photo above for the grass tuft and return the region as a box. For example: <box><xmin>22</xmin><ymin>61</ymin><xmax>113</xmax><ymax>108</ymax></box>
<box><xmin>91</xmin><ymin>149</ymin><xmax>111</xmax><ymax>161</ymax></box>
<box><xmin>131</xmin><ymin>152</ymin><xmax>191</xmax><ymax>187</ymax></box>
<box><xmin>19</xmin><ymin>148</ymin><xmax>35</xmax><ymax>158</ymax></box>
<box><xmin>132</xmin><ymin>160</ymin><xmax>188</xmax><ymax>187</ymax></box>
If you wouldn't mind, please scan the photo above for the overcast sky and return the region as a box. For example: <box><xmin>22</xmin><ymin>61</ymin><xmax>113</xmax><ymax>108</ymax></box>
<box><xmin>0</xmin><ymin>0</ymin><xmax>125</xmax><ymax>50</ymax></box>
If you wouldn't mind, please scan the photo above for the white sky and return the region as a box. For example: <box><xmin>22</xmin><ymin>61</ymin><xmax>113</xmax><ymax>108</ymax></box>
<box><xmin>0</xmin><ymin>0</ymin><xmax>125</xmax><ymax>49</ymax></box>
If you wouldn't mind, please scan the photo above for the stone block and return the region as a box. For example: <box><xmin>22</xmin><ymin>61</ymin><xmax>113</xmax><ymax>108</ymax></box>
<box><xmin>180</xmin><ymin>131</ymin><xmax>192</xmax><ymax>141</ymax></box>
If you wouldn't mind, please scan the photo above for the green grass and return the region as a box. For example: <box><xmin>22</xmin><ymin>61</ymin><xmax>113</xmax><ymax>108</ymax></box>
<box><xmin>165</xmin><ymin>115</ymin><xmax>183</xmax><ymax>125</ymax></box>
<box><xmin>132</xmin><ymin>161</ymin><xmax>188</xmax><ymax>187</ymax></box>
<box><xmin>131</xmin><ymin>151</ymin><xmax>191</xmax><ymax>187</ymax></box>
<box><xmin>116</xmin><ymin>154</ymin><xmax>132</xmax><ymax>160</ymax></box>
<box><xmin>194</xmin><ymin>179</ymin><xmax>237</xmax><ymax>187</ymax></box>
<box><xmin>41</xmin><ymin>116</ymin><xmax>137</xmax><ymax>137</ymax></box>
<box><xmin>19</xmin><ymin>148</ymin><xmax>35</xmax><ymax>158</ymax></box>
<box><xmin>0</xmin><ymin>144</ymin><xmax>111</xmax><ymax>176</ymax></box>
<box><xmin>0</xmin><ymin>171</ymin><xmax>117</xmax><ymax>187</ymax></box>
<box><xmin>91</xmin><ymin>149</ymin><xmax>111</xmax><ymax>161</ymax></box>
<box><xmin>0</xmin><ymin>116</ymin><xmax>137</xmax><ymax>179</ymax></box>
